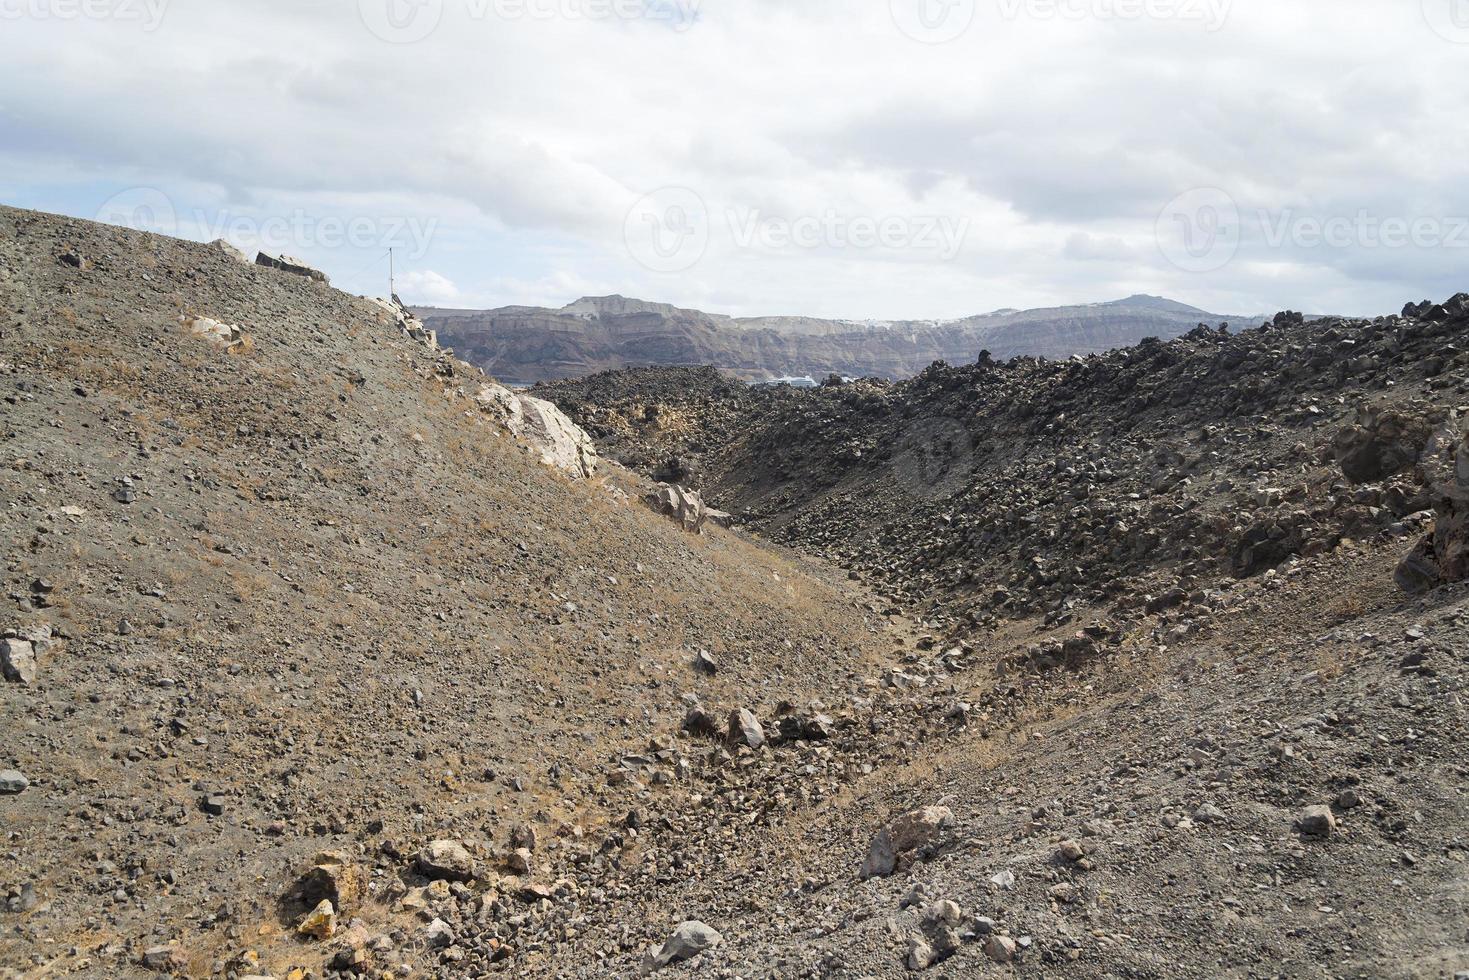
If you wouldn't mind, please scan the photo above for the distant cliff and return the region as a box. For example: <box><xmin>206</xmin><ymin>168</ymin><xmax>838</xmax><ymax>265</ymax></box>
<box><xmin>418</xmin><ymin>294</ymin><xmax>1248</xmax><ymax>384</ymax></box>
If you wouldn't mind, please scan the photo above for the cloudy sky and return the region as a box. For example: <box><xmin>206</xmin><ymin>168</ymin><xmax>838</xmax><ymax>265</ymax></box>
<box><xmin>3</xmin><ymin>0</ymin><xmax>1467</xmax><ymax>319</ymax></box>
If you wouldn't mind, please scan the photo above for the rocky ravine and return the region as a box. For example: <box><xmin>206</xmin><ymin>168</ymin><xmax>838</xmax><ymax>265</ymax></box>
<box><xmin>2</xmin><ymin>204</ymin><xmax>1468</xmax><ymax>980</ymax></box>
<box><xmin>539</xmin><ymin>305</ymin><xmax>1469</xmax><ymax>637</ymax></box>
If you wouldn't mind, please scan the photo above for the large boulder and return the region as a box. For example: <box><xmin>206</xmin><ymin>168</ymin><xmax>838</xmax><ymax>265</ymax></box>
<box><xmin>180</xmin><ymin>314</ymin><xmax>244</xmax><ymax>347</ymax></box>
<box><xmin>298</xmin><ymin>851</ymin><xmax>365</xmax><ymax>913</ymax></box>
<box><xmin>641</xmin><ymin>921</ymin><xmax>722</xmax><ymax>973</ymax></box>
<box><xmin>726</xmin><ymin>708</ymin><xmax>765</xmax><ymax>750</ymax></box>
<box><xmin>416</xmin><ymin>840</ymin><xmax>475</xmax><ymax>881</ymax></box>
<box><xmin>859</xmin><ymin>805</ymin><xmax>955</xmax><ymax>879</ymax></box>
<box><xmin>210</xmin><ymin>238</ymin><xmax>250</xmax><ymax>264</ymax></box>
<box><xmin>646</xmin><ymin>483</ymin><xmax>707</xmax><ymax>533</ymax></box>
<box><xmin>1333</xmin><ymin>405</ymin><xmax>1434</xmax><ymax>484</ymax></box>
<box><xmin>256</xmin><ymin>251</ymin><xmax>329</xmax><ymax>284</ymax></box>
<box><xmin>1</xmin><ymin>638</ymin><xmax>36</xmax><ymax>685</ymax></box>
<box><xmin>2</xmin><ymin>624</ymin><xmax>55</xmax><ymax>685</ymax></box>
<box><xmin>475</xmin><ymin>383</ymin><xmax>598</xmax><ymax>479</ymax></box>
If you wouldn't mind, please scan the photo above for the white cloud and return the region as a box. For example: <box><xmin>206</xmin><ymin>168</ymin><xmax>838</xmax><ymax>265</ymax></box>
<box><xmin>397</xmin><ymin>270</ymin><xmax>461</xmax><ymax>306</ymax></box>
<box><xmin>2</xmin><ymin>0</ymin><xmax>1466</xmax><ymax>319</ymax></box>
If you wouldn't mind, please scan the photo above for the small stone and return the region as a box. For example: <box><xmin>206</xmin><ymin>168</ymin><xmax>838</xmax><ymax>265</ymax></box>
<box><xmin>1049</xmin><ymin>882</ymin><xmax>1080</xmax><ymax>904</ymax></box>
<box><xmin>297</xmin><ymin>899</ymin><xmax>336</xmax><ymax>940</ymax></box>
<box><xmin>141</xmin><ymin>944</ymin><xmax>186</xmax><ymax>971</ymax></box>
<box><xmin>1192</xmin><ymin>803</ymin><xmax>1226</xmax><ymax>824</ymax></box>
<box><xmin>983</xmin><ymin>934</ymin><xmax>1018</xmax><ymax>964</ymax></box>
<box><xmin>1299</xmin><ymin>804</ymin><xmax>1337</xmax><ymax>837</ymax></box>
<box><xmin>507</xmin><ymin>847</ymin><xmax>533</xmax><ymax>875</ymax></box>
<box><xmin>330</xmin><ymin>944</ymin><xmax>371</xmax><ymax>973</ymax></box>
<box><xmin>422</xmin><ymin>918</ymin><xmax>454</xmax><ymax>949</ymax></box>
<box><xmin>1057</xmin><ymin>839</ymin><xmax>1085</xmax><ymax>862</ymax></box>
<box><xmin>727</xmin><ymin>708</ymin><xmax>765</xmax><ymax>750</ymax></box>
<box><xmin>0</xmin><ymin>770</ymin><xmax>30</xmax><ymax>794</ymax></box>
<box><xmin>417</xmin><ymin>840</ymin><xmax>475</xmax><ymax>881</ymax></box>
<box><xmin>922</xmin><ymin>899</ymin><xmax>963</xmax><ymax>928</ymax></box>
<box><xmin>906</xmin><ymin>938</ymin><xmax>935</xmax><ymax>971</ymax></box>
<box><xmin>519</xmin><ymin>881</ymin><xmax>555</xmax><ymax>902</ymax></box>
<box><xmin>201</xmin><ymin>794</ymin><xmax>226</xmax><ymax>816</ymax></box>
<box><xmin>1335</xmin><ymin>789</ymin><xmax>1362</xmax><ymax>809</ymax></box>
<box><xmin>509</xmin><ymin>822</ymin><xmax>538</xmax><ymax>851</ymax></box>
<box><xmin>898</xmin><ymin>883</ymin><xmax>929</xmax><ymax>909</ymax></box>
<box><xmin>682</xmin><ymin>704</ymin><xmax>720</xmax><ymax>738</ymax></box>
<box><xmin>693</xmin><ymin>649</ymin><xmax>718</xmax><ymax>675</ymax></box>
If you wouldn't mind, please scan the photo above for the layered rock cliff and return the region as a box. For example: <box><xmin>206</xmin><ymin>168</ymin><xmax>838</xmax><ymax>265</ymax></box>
<box><xmin>417</xmin><ymin>294</ymin><xmax>1248</xmax><ymax>384</ymax></box>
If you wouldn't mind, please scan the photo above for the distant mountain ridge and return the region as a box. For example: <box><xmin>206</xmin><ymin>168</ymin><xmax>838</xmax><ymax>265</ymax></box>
<box><xmin>416</xmin><ymin>293</ymin><xmax>1251</xmax><ymax>384</ymax></box>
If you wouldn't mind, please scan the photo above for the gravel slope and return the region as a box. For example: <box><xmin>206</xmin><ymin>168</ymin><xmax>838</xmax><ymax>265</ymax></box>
<box><xmin>1</xmin><ymin>206</ymin><xmax>1466</xmax><ymax>980</ymax></box>
<box><xmin>0</xmin><ymin>206</ymin><xmax>895</xmax><ymax>979</ymax></box>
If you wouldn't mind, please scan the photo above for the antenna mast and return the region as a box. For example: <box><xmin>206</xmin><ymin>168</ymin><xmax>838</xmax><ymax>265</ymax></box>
<box><xmin>389</xmin><ymin>246</ymin><xmax>395</xmax><ymax>299</ymax></box>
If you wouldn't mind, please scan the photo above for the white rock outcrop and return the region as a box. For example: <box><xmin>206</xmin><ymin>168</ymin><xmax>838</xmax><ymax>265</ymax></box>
<box><xmin>364</xmin><ymin>295</ymin><xmax>595</xmax><ymax>478</ymax></box>
<box><xmin>475</xmin><ymin>383</ymin><xmax>598</xmax><ymax>479</ymax></box>
<box><xmin>368</xmin><ymin>295</ymin><xmax>437</xmax><ymax>349</ymax></box>
<box><xmin>180</xmin><ymin>313</ymin><xmax>243</xmax><ymax>345</ymax></box>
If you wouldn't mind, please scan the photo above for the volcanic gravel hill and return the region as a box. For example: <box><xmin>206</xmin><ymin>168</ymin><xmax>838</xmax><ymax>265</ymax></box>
<box><xmin>3</xmin><ymin>205</ymin><xmax>1469</xmax><ymax>979</ymax></box>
